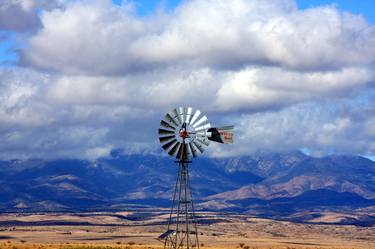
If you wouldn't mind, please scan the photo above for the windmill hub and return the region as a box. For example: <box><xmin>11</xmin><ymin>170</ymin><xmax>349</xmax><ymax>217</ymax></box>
<box><xmin>158</xmin><ymin>107</ymin><xmax>234</xmax><ymax>249</ymax></box>
<box><xmin>179</xmin><ymin>127</ymin><xmax>189</xmax><ymax>139</ymax></box>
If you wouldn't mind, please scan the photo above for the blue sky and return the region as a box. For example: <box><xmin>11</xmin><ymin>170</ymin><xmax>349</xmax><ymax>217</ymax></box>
<box><xmin>0</xmin><ymin>0</ymin><xmax>374</xmax><ymax>159</ymax></box>
<box><xmin>0</xmin><ymin>33</ymin><xmax>17</xmax><ymax>65</ymax></box>
<box><xmin>112</xmin><ymin>0</ymin><xmax>182</xmax><ymax>15</ymax></box>
<box><xmin>111</xmin><ymin>0</ymin><xmax>375</xmax><ymax>23</ymax></box>
<box><xmin>297</xmin><ymin>0</ymin><xmax>375</xmax><ymax>23</ymax></box>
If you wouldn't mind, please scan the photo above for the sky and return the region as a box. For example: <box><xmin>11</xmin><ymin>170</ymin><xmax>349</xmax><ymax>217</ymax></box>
<box><xmin>0</xmin><ymin>0</ymin><xmax>374</xmax><ymax>160</ymax></box>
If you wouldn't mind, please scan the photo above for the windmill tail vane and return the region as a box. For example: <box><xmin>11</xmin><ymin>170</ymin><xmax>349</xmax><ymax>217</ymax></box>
<box><xmin>158</xmin><ymin>106</ymin><xmax>234</xmax><ymax>249</ymax></box>
<box><xmin>207</xmin><ymin>126</ymin><xmax>234</xmax><ymax>144</ymax></box>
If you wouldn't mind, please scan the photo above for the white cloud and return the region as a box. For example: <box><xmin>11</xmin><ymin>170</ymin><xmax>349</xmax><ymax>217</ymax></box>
<box><xmin>37</xmin><ymin>65</ymin><xmax>374</xmax><ymax>115</ymax></box>
<box><xmin>0</xmin><ymin>0</ymin><xmax>375</xmax><ymax>159</ymax></box>
<box><xmin>21</xmin><ymin>0</ymin><xmax>147</xmax><ymax>74</ymax></box>
<box><xmin>0</xmin><ymin>68</ymin><xmax>149</xmax><ymax>159</ymax></box>
<box><xmin>208</xmin><ymin>97</ymin><xmax>375</xmax><ymax>158</ymax></box>
<box><xmin>19</xmin><ymin>0</ymin><xmax>375</xmax><ymax>113</ymax></box>
<box><xmin>0</xmin><ymin>66</ymin><xmax>374</xmax><ymax>159</ymax></box>
<box><xmin>21</xmin><ymin>0</ymin><xmax>375</xmax><ymax>74</ymax></box>
<box><xmin>214</xmin><ymin>66</ymin><xmax>374</xmax><ymax>111</ymax></box>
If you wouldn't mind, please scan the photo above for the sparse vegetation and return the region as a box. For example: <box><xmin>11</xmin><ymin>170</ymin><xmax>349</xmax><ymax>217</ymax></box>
<box><xmin>0</xmin><ymin>211</ymin><xmax>373</xmax><ymax>249</ymax></box>
<box><xmin>0</xmin><ymin>242</ymin><xmax>375</xmax><ymax>249</ymax></box>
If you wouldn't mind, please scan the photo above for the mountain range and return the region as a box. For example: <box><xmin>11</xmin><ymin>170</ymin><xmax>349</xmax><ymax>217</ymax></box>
<box><xmin>0</xmin><ymin>151</ymin><xmax>374</xmax><ymax>225</ymax></box>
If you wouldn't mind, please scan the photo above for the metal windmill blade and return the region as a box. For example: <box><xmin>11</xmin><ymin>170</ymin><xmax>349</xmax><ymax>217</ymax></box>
<box><xmin>158</xmin><ymin>107</ymin><xmax>234</xmax><ymax>160</ymax></box>
<box><xmin>158</xmin><ymin>107</ymin><xmax>201</xmax><ymax>159</ymax></box>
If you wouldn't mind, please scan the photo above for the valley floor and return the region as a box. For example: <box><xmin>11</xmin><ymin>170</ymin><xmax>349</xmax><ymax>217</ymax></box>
<box><xmin>0</xmin><ymin>211</ymin><xmax>374</xmax><ymax>249</ymax></box>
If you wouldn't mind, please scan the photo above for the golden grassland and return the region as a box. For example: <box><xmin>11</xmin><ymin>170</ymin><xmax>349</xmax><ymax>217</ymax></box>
<box><xmin>0</xmin><ymin>242</ymin><xmax>159</xmax><ymax>249</ymax></box>
<box><xmin>0</xmin><ymin>242</ymin><xmax>374</xmax><ymax>249</ymax></box>
<box><xmin>0</xmin><ymin>242</ymin><xmax>155</xmax><ymax>249</ymax></box>
<box><xmin>0</xmin><ymin>212</ymin><xmax>374</xmax><ymax>249</ymax></box>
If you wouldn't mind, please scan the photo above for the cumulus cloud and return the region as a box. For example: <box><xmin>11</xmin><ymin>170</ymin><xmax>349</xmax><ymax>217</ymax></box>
<box><xmin>0</xmin><ymin>0</ymin><xmax>375</xmax><ymax>159</ymax></box>
<box><xmin>0</xmin><ymin>65</ymin><xmax>374</xmax><ymax>160</ymax></box>
<box><xmin>209</xmin><ymin>96</ymin><xmax>375</xmax><ymax>157</ymax></box>
<box><xmin>21</xmin><ymin>0</ymin><xmax>375</xmax><ymax>74</ymax></box>
<box><xmin>42</xmin><ymin>66</ymin><xmax>374</xmax><ymax>113</ymax></box>
<box><xmin>214</xmin><ymin>66</ymin><xmax>374</xmax><ymax>111</ymax></box>
<box><xmin>0</xmin><ymin>68</ymin><xmax>158</xmax><ymax>159</ymax></box>
<box><xmin>19</xmin><ymin>0</ymin><xmax>375</xmax><ymax>113</ymax></box>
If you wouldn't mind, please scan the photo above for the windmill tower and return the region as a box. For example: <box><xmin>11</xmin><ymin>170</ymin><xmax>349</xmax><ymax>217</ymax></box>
<box><xmin>158</xmin><ymin>107</ymin><xmax>234</xmax><ymax>249</ymax></box>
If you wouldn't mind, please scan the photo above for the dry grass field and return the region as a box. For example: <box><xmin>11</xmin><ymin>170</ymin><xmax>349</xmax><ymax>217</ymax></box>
<box><xmin>0</xmin><ymin>211</ymin><xmax>374</xmax><ymax>249</ymax></box>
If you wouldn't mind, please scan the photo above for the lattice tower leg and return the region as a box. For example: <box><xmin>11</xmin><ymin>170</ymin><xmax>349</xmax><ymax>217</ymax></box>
<box><xmin>164</xmin><ymin>161</ymin><xmax>200</xmax><ymax>249</ymax></box>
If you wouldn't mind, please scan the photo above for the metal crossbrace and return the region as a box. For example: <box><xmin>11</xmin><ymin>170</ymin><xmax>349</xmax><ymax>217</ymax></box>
<box><xmin>162</xmin><ymin>160</ymin><xmax>200</xmax><ymax>249</ymax></box>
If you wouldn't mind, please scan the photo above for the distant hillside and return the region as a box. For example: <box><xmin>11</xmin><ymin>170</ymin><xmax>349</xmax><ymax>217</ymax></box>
<box><xmin>206</xmin><ymin>153</ymin><xmax>375</xmax><ymax>200</ymax></box>
<box><xmin>0</xmin><ymin>151</ymin><xmax>374</xmax><ymax>225</ymax></box>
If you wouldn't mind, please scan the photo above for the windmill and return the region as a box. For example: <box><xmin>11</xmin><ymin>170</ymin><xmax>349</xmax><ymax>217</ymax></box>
<box><xmin>158</xmin><ymin>107</ymin><xmax>234</xmax><ymax>249</ymax></box>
